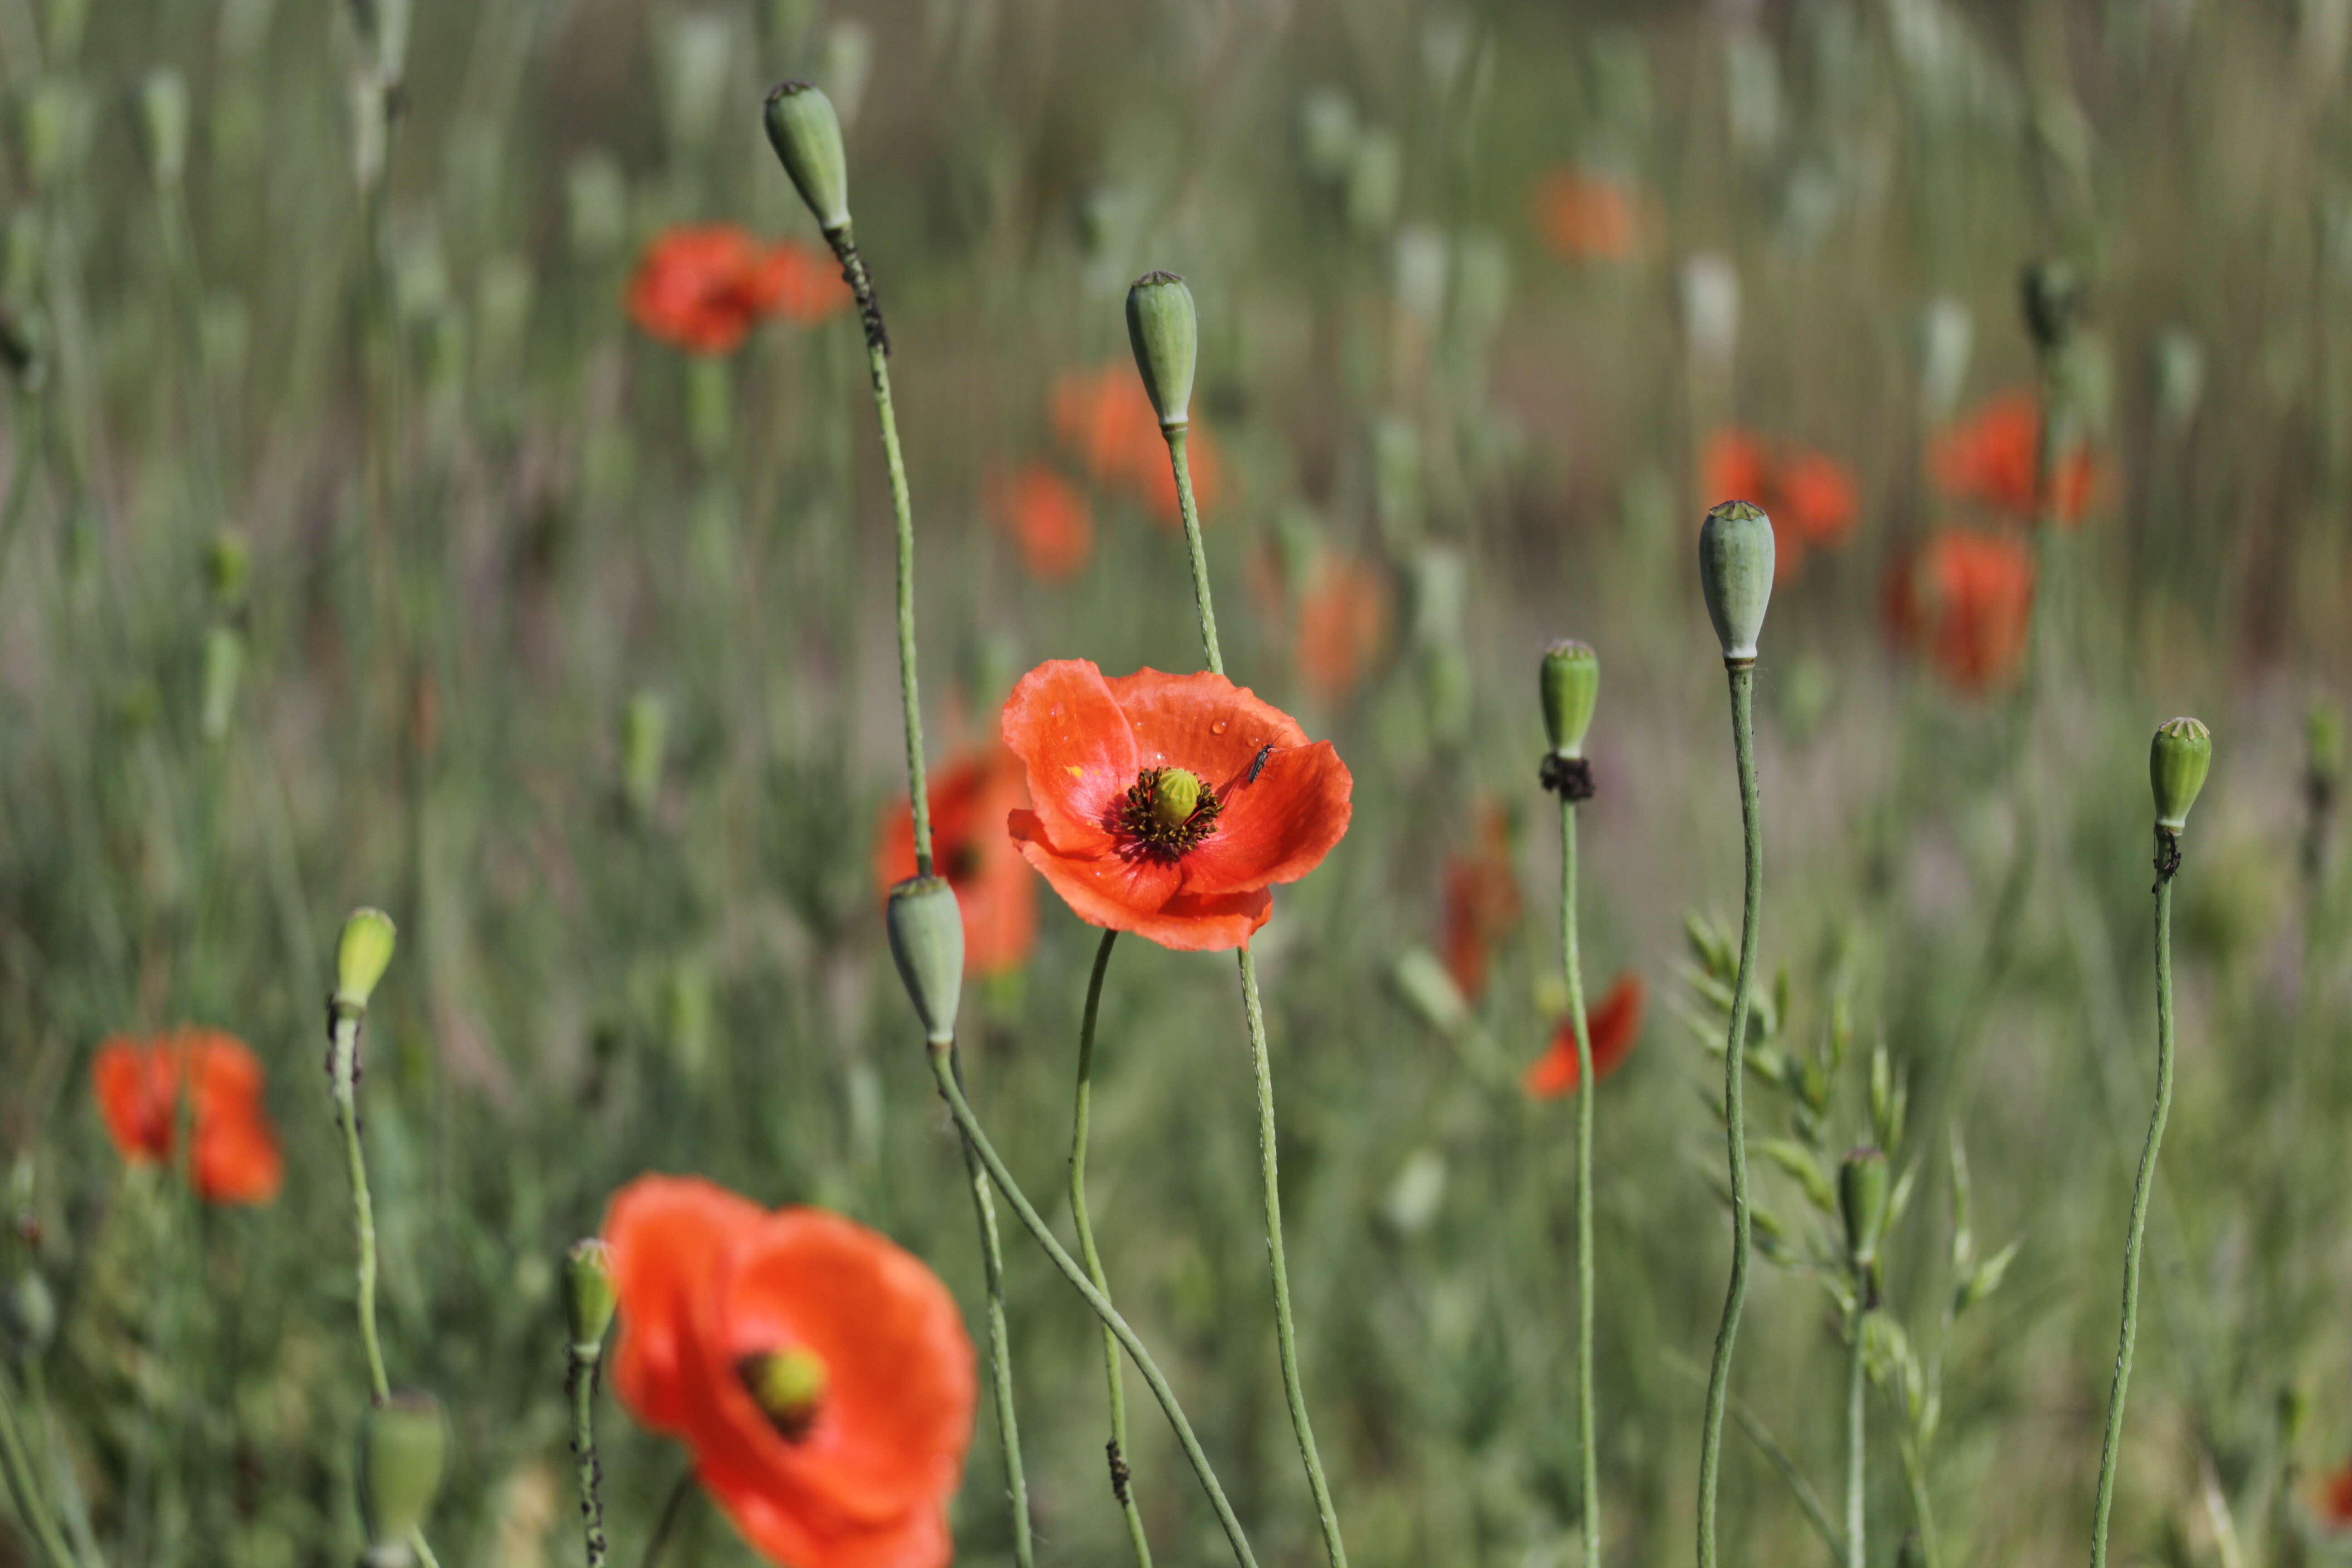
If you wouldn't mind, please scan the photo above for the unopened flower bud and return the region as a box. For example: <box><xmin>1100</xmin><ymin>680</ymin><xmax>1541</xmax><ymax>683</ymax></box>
<box><xmin>763</xmin><ymin>81</ymin><xmax>851</xmax><ymax>235</ymax></box>
<box><xmin>1125</xmin><ymin>271</ymin><xmax>1196</xmax><ymax>431</ymax></box>
<box><xmin>358</xmin><ymin>1392</ymin><xmax>447</xmax><ymax>1553</ymax></box>
<box><xmin>885</xmin><ymin>876</ymin><xmax>964</xmax><ymax>1046</ymax></box>
<box><xmin>336</xmin><ymin>908</ymin><xmax>398</xmax><ymax>1012</ymax></box>
<box><xmin>2150</xmin><ymin>717</ymin><xmax>2212</xmax><ymax>832</ymax></box>
<box><xmin>1698</xmin><ymin>500</ymin><xmax>1775</xmax><ymax>663</ymax></box>
<box><xmin>1540</xmin><ymin>640</ymin><xmax>1599</xmax><ymax>760</ymax></box>
<box><xmin>1839</xmin><ymin>1147</ymin><xmax>1890</xmax><ymax>1270</ymax></box>
<box><xmin>2021</xmin><ymin>258</ymin><xmax>2082</xmax><ymax>353</ymax></box>
<box><xmin>564</xmin><ymin>1239</ymin><xmax>616</xmax><ymax>1357</ymax></box>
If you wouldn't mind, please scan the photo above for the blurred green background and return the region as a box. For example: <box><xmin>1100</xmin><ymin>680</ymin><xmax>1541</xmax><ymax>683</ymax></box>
<box><xmin>3</xmin><ymin>0</ymin><xmax>2352</xmax><ymax>1565</ymax></box>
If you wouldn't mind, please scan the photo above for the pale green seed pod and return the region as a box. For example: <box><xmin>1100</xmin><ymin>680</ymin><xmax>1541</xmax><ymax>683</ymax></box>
<box><xmin>763</xmin><ymin>81</ymin><xmax>851</xmax><ymax>235</ymax></box>
<box><xmin>1839</xmin><ymin>1147</ymin><xmax>1889</xmax><ymax>1270</ymax></box>
<box><xmin>2150</xmin><ymin>716</ymin><xmax>2212</xmax><ymax>832</ymax></box>
<box><xmin>564</xmin><ymin>1239</ymin><xmax>617</xmax><ymax>1356</ymax></box>
<box><xmin>358</xmin><ymin>1392</ymin><xmax>447</xmax><ymax>1550</ymax></box>
<box><xmin>1125</xmin><ymin>271</ymin><xmax>1196</xmax><ymax>431</ymax></box>
<box><xmin>886</xmin><ymin>876</ymin><xmax>964</xmax><ymax>1046</ymax></box>
<box><xmin>1540</xmin><ymin>640</ymin><xmax>1599</xmax><ymax>760</ymax></box>
<box><xmin>336</xmin><ymin>908</ymin><xmax>399</xmax><ymax>1011</ymax></box>
<box><xmin>1698</xmin><ymin>499</ymin><xmax>1775</xmax><ymax>663</ymax></box>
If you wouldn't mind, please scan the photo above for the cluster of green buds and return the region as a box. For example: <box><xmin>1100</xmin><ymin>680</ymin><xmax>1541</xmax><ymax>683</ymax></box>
<box><xmin>1697</xmin><ymin>500</ymin><xmax>1774</xmax><ymax>665</ymax></box>
<box><xmin>357</xmin><ymin>1392</ymin><xmax>447</xmax><ymax>1568</ymax></box>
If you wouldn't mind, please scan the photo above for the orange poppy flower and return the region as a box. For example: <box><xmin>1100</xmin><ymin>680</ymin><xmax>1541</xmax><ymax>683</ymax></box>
<box><xmin>629</xmin><ymin>226</ymin><xmax>831</xmax><ymax>354</ymax></box>
<box><xmin>1883</xmin><ymin>528</ymin><xmax>2037</xmax><ymax>694</ymax></box>
<box><xmin>1524</xmin><ymin>974</ymin><xmax>1645</xmax><ymax>1098</ymax></box>
<box><xmin>2318</xmin><ymin>1460</ymin><xmax>2352</xmax><ymax>1529</ymax></box>
<box><xmin>1295</xmin><ymin>551</ymin><xmax>1391</xmax><ymax>706</ymax></box>
<box><xmin>1703</xmin><ymin>428</ymin><xmax>1861</xmax><ymax>579</ymax></box>
<box><xmin>93</xmin><ymin>1029</ymin><xmax>282</xmax><ymax>1205</ymax></box>
<box><xmin>989</xmin><ymin>465</ymin><xmax>1093</xmax><ymax>583</ymax></box>
<box><xmin>1532</xmin><ymin>167</ymin><xmax>1655</xmax><ymax>262</ymax></box>
<box><xmin>1932</xmin><ymin>390</ymin><xmax>2099</xmax><ymax>524</ymax></box>
<box><xmin>764</xmin><ymin>238</ymin><xmax>853</xmax><ymax>325</ymax></box>
<box><xmin>875</xmin><ymin>747</ymin><xmax>1038</xmax><ymax>977</ymax></box>
<box><xmin>1048</xmin><ymin>365</ymin><xmax>1224</xmax><ymax>527</ymax></box>
<box><xmin>605</xmin><ymin>1176</ymin><xmax>975</xmax><ymax>1568</ymax></box>
<box><xmin>1000</xmin><ymin>660</ymin><xmax>1353</xmax><ymax>952</ymax></box>
<box><xmin>1441</xmin><ymin>799</ymin><xmax>1522</xmax><ymax>1002</ymax></box>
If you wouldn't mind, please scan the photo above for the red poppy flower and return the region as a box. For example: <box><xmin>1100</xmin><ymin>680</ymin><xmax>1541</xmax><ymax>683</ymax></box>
<box><xmin>1703</xmin><ymin>429</ymin><xmax>1774</xmax><ymax>508</ymax></box>
<box><xmin>2318</xmin><ymin>1460</ymin><xmax>2352</xmax><ymax>1529</ymax></box>
<box><xmin>989</xmin><ymin>465</ymin><xmax>1093</xmax><ymax>583</ymax></box>
<box><xmin>1441</xmin><ymin>799</ymin><xmax>1521</xmax><ymax>1002</ymax></box>
<box><xmin>1532</xmin><ymin>168</ymin><xmax>1656</xmax><ymax>262</ymax></box>
<box><xmin>1295</xmin><ymin>551</ymin><xmax>1391</xmax><ymax>706</ymax></box>
<box><xmin>605</xmin><ymin>1176</ymin><xmax>975</xmax><ymax>1568</ymax></box>
<box><xmin>1000</xmin><ymin>660</ymin><xmax>1353</xmax><ymax>952</ymax></box>
<box><xmin>1932</xmin><ymin>390</ymin><xmax>2099</xmax><ymax>524</ymax></box>
<box><xmin>1884</xmin><ymin>528</ymin><xmax>2037</xmax><ymax>694</ymax></box>
<box><xmin>1048</xmin><ymin>366</ymin><xmax>1224</xmax><ymax>527</ymax></box>
<box><xmin>764</xmin><ymin>238</ymin><xmax>853</xmax><ymax>325</ymax></box>
<box><xmin>93</xmin><ymin>1029</ymin><xmax>282</xmax><ymax>1205</ymax></box>
<box><xmin>875</xmin><ymin>747</ymin><xmax>1037</xmax><ymax>977</ymax></box>
<box><xmin>1704</xmin><ymin>428</ymin><xmax>1861</xmax><ymax>580</ymax></box>
<box><xmin>1524</xmin><ymin>974</ymin><xmax>1645</xmax><ymax>1098</ymax></box>
<box><xmin>630</xmin><ymin>226</ymin><xmax>825</xmax><ymax>354</ymax></box>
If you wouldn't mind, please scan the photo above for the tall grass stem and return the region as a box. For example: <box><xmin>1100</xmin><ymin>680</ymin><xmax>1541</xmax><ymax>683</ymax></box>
<box><xmin>1560</xmin><ymin>797</ymin><xmax>1600</xmax><ymax>1567</ymax></box>
<box><xmin>329</xmin><ymin>1010</ymin><xmax>392</xmax><ymax>1404</ymax></box>
<box><xmin>952</xmin><ymin>1047</ymin><xmax>1036</xmax><ymax>1568</ymax></box>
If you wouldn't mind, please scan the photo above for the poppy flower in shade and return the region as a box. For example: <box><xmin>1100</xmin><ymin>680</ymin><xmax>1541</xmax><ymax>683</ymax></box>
<box><xmin>765</xmin><ymin>238</ymin><xmax>853</xmax><ymax>325</ymax></box>
<box><xmin>93</xmin><ymin>1030</ymin><xmax>282</xmax><ymax>1205</ymax></box>
<box><xmin>1932</xmin><ymin>389</ymin><xmax>2100</xmax><ymax>524</ymax></box>
<box><xmin>1883</xmin><ymin>527</ymin><xmax>2038</xmax><ymax>695</ymax></box>
<box><xmin>1531</xmin><ymin>167</ymin><xmax>1656</xmax><ymax>262</ymax></box>
<box><xmin>629</xmin><ymin>226</ymin><xmax>824</xmax><ymax>355</ymax></box>
<box><xmin>1440</xmin><ymin>799</ymin><xmax>1522</xmax><ymax>1003</ymax></box>
<box><xmin>1295</xmin><ymin>551</ymin><xmax>1392</xmax><ymax>707</ymax></box>
<box><xmin>1524</xmin><ymin>974</ymin><xmax>1645</xmax><ymax>1099</ymax></box>
<box><xmin>1703</xmin><ymin>428</ymin><xmax>1862</xmax><ymax>580</ymax></box>
<box><xmin>604</xmin><ymin>1176</ymin><xmax>975</xmax><ymax>1568</ymax></box>
<box><xmin>875</xmin><ymin>748</ymin><xmax>1038</xmax><ymax>977</ymax></box>
<box><xmin>2317</xmin><ymin>1460</ymin><xmax>2352</xmax><ymax>1529</ymax></box>
<box><xmin>1047</xmin><ymin>366</ymin><xmax>1224</xmax><ymax>527</ymax></box>
<box><xmin>1000</xmin><ymin>660</ymin><xmax>1353</xmax><ymax>952</ymax></box>
<box><xmin>989</xmin><ymin>465</ymin><xmax>1093</xmax><ymax>583</ymax></box>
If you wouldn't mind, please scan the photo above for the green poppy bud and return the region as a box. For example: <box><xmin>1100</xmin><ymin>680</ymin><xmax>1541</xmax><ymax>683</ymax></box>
<box><xmin>2020</xmin><ymin>258</ymin><xmax>2082</xmax><ymax>354</ymax></box>
<box><xmin>1539</xmin><ymin>640</ymin><xmax>1599</xmax><ymax>760</ymax></box>
<box><xmin>2150</xmin><ymin>717</ymin><xmax>2212</xmax><ymax>832</ymax></box>
<box><xmin>335</xmin><ymin>908</ymin><xmax>398</xmax><ymax>1012</ymax></box>
<box><xmin>1698</xmin><ymin>499</ymin><xmax>1775</xmax><ymax>663</ymax></box>
<box><xmin>1839</xmin><ymin>1146</ymin><xmax>1890</xmax><ymax>1270</ymax></box>
<box><xmin>564</xmin><ymin>1239</ymin><xmax>617</xmax><ymax>1357</ymax></box>
<box><xmin>885</xmin><ymin>876</ymin><xmax>964</xmax><ymax>1046</ymax></box>
<box><xmin>1149</xmin><ymin>768</ymin><xmax>1202</xmax><ymax>831</ymax></box>
<box><xmin>358</xmin><ymin>1392</ymin><xmax>447</xmax><ymax>1553</ymax></box>
<box><xmin>1125</xmin><ymin>271</ymin><xmax>1196</xmax><ymax>431</ymax></box>
<box><xmin>763</xmin><ymin>81</ymin><xmax>851</xmax><ymax>235</ymax></box>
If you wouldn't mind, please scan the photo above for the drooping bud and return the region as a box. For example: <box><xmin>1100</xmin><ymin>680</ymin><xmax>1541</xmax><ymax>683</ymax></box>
<box><xmin>1124</xmin><ymin>271</ymin><xmax>1197</xmax><ymax>431</ymax></box>
<box><xmin>564</xmin><ymin>1240</ymin><xmax>617</xmax><ymax>1357</ymax></box>
<box><xmin>1539</xmin><ymin>640</ymin><xmax>1599</xmax><ymax>760</ymax></box>
<box><xmin>1149</xmin><ymin>768</ymin><xmax>1203</xmax><ymax>831</ymax></box>
<box><xmin>1697</xmin><ymin>500</ymin><xmax>1775</xmax><ymax>663</ymax></box>
<box><xmin>335</xmin><ymin>908</ymin><xmax>398</xmax><ymax>1012</ymax></box>
<box><xmin>2150</xmin><ymin>717</ymin><xmax>2213</xmax><ymax>832</ymax></box>
<box><xmin>885</xmin><ymin>876</ymin><xmax>964</xmax><ymax>1045</ymax></box>
<box><xmin>2020</xmin><ymin>258</ymin><xmax>2082</xmax><ymax>354</ymax></box>
<box><xmin>1839</xmin><ymin>1147</ymin><xmax>1890</xmax><ymax>1271</ymax></box>
<box><xmin>358</xmin><ymin>1392</ymin><xmax>448</xmax><ymax>1556</ymax></box>
<box><xmin>737</xmin><ymin>1346</ymin><xmax>828</xmax><ymax>1440</ymax></box>
<box><xmin>763</xmin><ymin>81</ymin><xmax>851</xmax><ymax>235</ymax></box>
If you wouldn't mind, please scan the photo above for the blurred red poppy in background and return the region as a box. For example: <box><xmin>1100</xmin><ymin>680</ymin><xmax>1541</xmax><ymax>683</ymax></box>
<box><xmin>1703</xmin><ymin>427</ymin><xmax>1861</xmax><ymax>580</ymax></box>
<box><xmin>1883</xmin><ymin>527</ymin><xmax>2038</xmax><ymax>694</ymax></box>
<box><xmin>1933</xmin><ymin>390</ymin><xmax>2099</xmax><ymax>524</ymax></box>
<box><xmin>2317</xmin><ymin>1460</ymin><xmax>2352</xmax><ymax>1529</ymax></box>
<box><xmin>93</xmin><ymin>1029</ymin><xmax>282</xmax><ymax>1205</ymax></box>
<box><xmin>1295</xmin><ymin>551</ymin><xmax>1391</xmax><ymax>707</ymax></box>
<box><xmin>1441</xmin><ymin>799</ymin><xmax>1522</xmax><ymax>1003</ymax></box>
<box><xmin>876</xmin><ymin>747</ymin><xmax>1037</xmax><ymax>977</ymax></box>
<box><xmin>1049</xmin><ymin>365</ymin><xmax>1224</xmax><ymax>526</ymax></box>
<box><xmin>629</xmin><ymin>226</ymin><xmax>846</xmax><ymax>353</ymax></box>
<box><xmin>1524</xmin><ymin>974</ymin><xmax>1645</xmax><ymax>1099</ymax></box>
<box><xmin>1532</xmin><ymin>167</ymin><xmax>1655</xmax><ymax>262</ymax></box>
<box><xmin>990</xmin><ymin>465</ymin><xmax>1093</xmax><ymax>583</ymax></box>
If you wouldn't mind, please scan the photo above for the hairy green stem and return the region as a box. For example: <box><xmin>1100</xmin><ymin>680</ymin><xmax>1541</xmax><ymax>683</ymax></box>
<box><xmin>1070</xmin><ymin>931</ymin><xmax>1153</xmax><ymax>1567</ymax></box>
<box><xmin>569</xmin><ymin>1348</ymin><xmax>610</xmax><ymax>1568</ymax></box>
<box><xmin>1697</xmin><ymin>662</ymin><xmax>1762</xmax><ymax>1568</ymax></box>
<box><xmin>1666</xmin><ymin>1349</ymin><xmax>1840</xmax><ymax>1560</ymax></box>
<box><xmin>329</xmin><ymin>1009</ymin><xmax>392</xmax><ymax>1405</ymax></box>
<box><xmin>1560</xmin><ymin>796</ymin><xmax>1600</xmax><ymax>1566</ymax></box>
<box><xmin>2088</xmin><ymin>849</ymin><xmax>2179</xmax><ymax>1568</ymax></box>
<box><xmin>952</xmin><ymin>1047</ymin><xmax>1035</xmax><ymax>1568</ymax></box>
<box><xmin>1165</xmin><ymin>426</ymin><xmax>1223</xmax><ymax>674</ymax></box>
<box><xmin>929</xmin><ymin>1045</ymin><xmax>1259</xmax><ymax>1568</ymax></box>
<box><xmin>1847</xmin><ymin>1308</ymin><xmax>1866</xmax><ymax>1568</ymax></box>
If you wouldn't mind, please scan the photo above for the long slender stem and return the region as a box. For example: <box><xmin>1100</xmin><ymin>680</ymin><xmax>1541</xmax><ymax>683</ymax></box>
<box><xmin>569</xmin><ymin>1348</ymin><xmax>610</xmax><ymax>1568</ymax></box>
<box><xmin>1070</xmin><ymin>931</ymin><xmax>1153</xmax><ymax>1567</ymax></box>
<box><xmin>1697</xmin><ymin>662</ymin><xmax>1762</xmax><ymax>1568</ymax></box>
<box><xmin>952</xmin><ymin>1048</ymin><xmax>1035</xmax><ymax>1568</ymax></box>
<box><xmin>1665</xmin><ymin>1349</ymin><xmax>1840</xmax><ymax>1560</ymax></box>
<box><xmin>2088</xmin><ymin>853</ymin><xmax>2178</xmax><ymax>1568</ymax></box>
<box><xmin>928</xmin><ymin>1045</ymin><xmax>1259</xmax><ymax>1568</ymax></box>
<box><xmin>1895</xmin><ymin>1431</ymin><xmax>1943</xmax><ymax>1568</ymax></box>
<box><xmin>640</xmin><ymin>1467</ymin><xmax>697</xmax><ymax>1568</ymax></box>
<box><xmin>329</xmin><ymin>1010</ymin><xmax>392</xmax><ymax>1405</ymax></box>
<box><xmin>0</xmin><ymin>1368</ymin><xmax>78</xmax><ymax>1568</ymax></box>
<box><xmin>1166</xmin><ymin>426</ymin><xmax>1222</xmax><ymax>674</ymax></box>
<box><xmin>1560</xmin><ymin>798</ymin><xmax>1599</xmax><ymax>1568</ymax></box>
<box><xmin>1846</xmin><ymin>1308</ymin><xmax>1866</xmax><ymax>1568</ymax></box>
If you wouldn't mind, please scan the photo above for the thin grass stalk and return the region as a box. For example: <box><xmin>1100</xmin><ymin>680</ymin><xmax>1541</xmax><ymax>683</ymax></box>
<box><xmin>952</xmin><ymin>1047</ymin><xmax>1036</xmax><ymax>1568</ymax></box>
<box><xmin>640</xmin><ymin>1467</ymin><xmax>698</xmax><ymax>1568</ymax></box>
<box><xmin>0</xmin><ymin>1368</ymin><xmax>77</xmax><ymax>1568</ymax></box>
<box><xmin>1559</xmin><ymin>796</ymin><xmax>1599</xmax><ymax>1566</ymax></box>
<box><xmin>328</xmin><ymin>1009</ymin><xmax>392</xmax><ymax>1404</ymax></box>
<box><xmin>1069</xmin><ymin>930</ymin><xmax>1154</xmax><ymax>1568</ymax></box>
<box><xmin>927</xmin><ymin>1044</ymin><xmax>1259</xmax><ymax>1568</ymax></box>
<box><xmin>1696</xmin><ymin>663</ymin><xmax>1762</xmax><ymax>1568</ymax></box>
<box><xmin>1846</xmin><ymin>1308</ymin><xmax>1866</xmax><ymax>1568</ymax></box>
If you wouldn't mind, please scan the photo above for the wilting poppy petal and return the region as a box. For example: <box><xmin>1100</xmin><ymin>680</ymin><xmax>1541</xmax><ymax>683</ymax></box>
<box><xmin>1524</xmin><ymin>974</ymin><xmax>1645</xmax><ymax>1099</ymax></box>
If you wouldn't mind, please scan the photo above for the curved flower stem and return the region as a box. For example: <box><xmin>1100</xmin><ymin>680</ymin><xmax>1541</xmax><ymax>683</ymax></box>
<box><xmin>2087</xmin><ymin>841</ymin><xmax>2180</xmax><ymax>1568</ymax></box>
<box><xmin>1165</xmin><ymin>426</ymin><xmax>1222</xmax><ymax>675</ymax></box>
<box><xmin>1069</xmin><ymin>930</ymin><xmax>1154</xmax><ymax>1568</ymax></box>
<box><xmin>569</xmin><ymin>1345</ymin><xmax>610</xmax><ymax>1568</ymax></box>
<box><xmin>1559</xmin><ymin>797</ymin><xmax>1599</xmax><ymax>1568</ymax></box>
<box><xmin>328</xmin><ymin>1008</ymin><xmax>392</xmax><ymax>1405</ymax></box>
<box><xmin>1846</xmin><ymin>1306</ymin><xmax>1866</xmax><ymax>1568</ymax></box>
<box><xmin>1697</xmin><ymin>662</ymin><xmax>1762</xmax><ymax>1568</ymax></box>
<box><xmin>929</xmin><ymin>1044</ymin><xmax>1260</xmax><ymax>1568</ymax></box>
<box><xmin>952</xmin><ymin>1046</ymin><xmax>1036</xmax><ymax>1568</ymax></box>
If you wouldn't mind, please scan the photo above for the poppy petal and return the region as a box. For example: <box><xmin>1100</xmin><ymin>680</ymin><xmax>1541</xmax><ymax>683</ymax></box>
<box><xmin>1179</xmin><ymin>740</ymin><xmax>1353</xmax><ymax>897</ymax></box>
<box><xmin>607</xmin><ymin>1176</ymin><xmax>772</xmax><ymax>1439</ymax></box>
<box><xmin>999</xmin><ymin>661</ymin><xmax>1136</xmax><ymax>851</ymax></box>
<box><xmin>1010</xmin><ymin>823</ymin><xmax>1271</xmax><ymax>950</ymax></box>
<box><xmin>1101</xmin><ymin>668</ymin><xmax>1308</xmax><ymax>783</ymax></box>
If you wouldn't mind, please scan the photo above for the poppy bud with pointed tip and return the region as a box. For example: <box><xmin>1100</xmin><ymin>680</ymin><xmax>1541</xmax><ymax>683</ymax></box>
<box><xmin>564</xmin><ymin>1239</ymin><xmax>616</xmax><ymax>1357</ymax></box>
<box><xmin>358</xmin><ymin>1392</ymin><xmax>447</xmax><ymax>1551</ymax></box>
<box><xmin>2150</xmin><ymin>716</ymin><xmax>2212</xmax><ymax>832</ymax></box>
<box><xmin>1125</xmin><ymin>271</ymin><xmax>1196</xmax><ymax>431</ymax></box>
<box><xmin>886</xmin><ymin>876</ymin><xmax>964</xmax><ymax>1045</ymax></box>
<box><xmin>2021</xmin><ymin>258</ymin><xmax>2082</xmax><ymax>353</ymax></box>
<box><xmin>763</xmin><ymin>81</ymin><xmax>850</xmax><ymax>234</ymax></box>
<box><xmin>336</xmin><ymin>908</ymin><xmax>398</xmax><ymax>1012</ymax></box>
<box><xmin>1698</xmin><ymin>500</ymin><xmax>1774</xmax><ymax>663</ymax></box>
<box><xmin>1839</xmin><ymin>1147</ymin><xmax>1890</xmax><ymax>1270</ymax></box>
<box><xmin>1540</xmin><ymin>640</ymin><xmax>1599</xmax><ymax>760</ymax></box>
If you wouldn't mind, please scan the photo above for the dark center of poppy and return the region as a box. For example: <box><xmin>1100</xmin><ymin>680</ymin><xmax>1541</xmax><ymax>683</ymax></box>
<box><xmin>944</xmin><ymin>838</ymin><xmax>984</xmax><ymax>885</ymax></box>
<box><xmin>736</xmin><ymin>1347</ymin><xmax>828</xmax><ymax>1441</ymax></box>
<box><xmin>1115</xmin><ymin>766</ymin><xmax>1222</xmax><ymax>860</ymax></box>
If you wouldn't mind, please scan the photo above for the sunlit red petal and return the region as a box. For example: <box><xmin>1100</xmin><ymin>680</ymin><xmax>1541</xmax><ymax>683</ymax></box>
<box><xmin>1524</xmin><ymin>975</ymin><xmax>1645</xmax><ymax>1099</ymax></box>
<box><xmin>998</xmin><ymin>661</ymin><xmax>1136</xmax><ymax>851</ymax></box>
